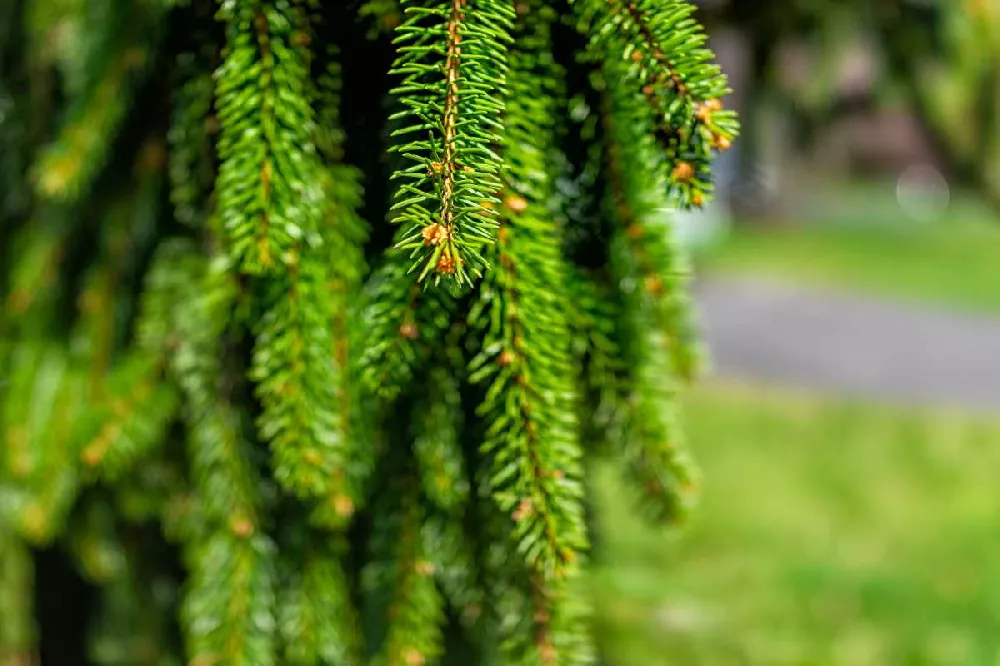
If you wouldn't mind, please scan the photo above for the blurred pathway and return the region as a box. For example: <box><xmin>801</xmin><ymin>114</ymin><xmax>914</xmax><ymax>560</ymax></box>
<box><xmin>696</xmin><ymin>275</ymin><xmax>1000</xmax><ymax>410</ymax></box>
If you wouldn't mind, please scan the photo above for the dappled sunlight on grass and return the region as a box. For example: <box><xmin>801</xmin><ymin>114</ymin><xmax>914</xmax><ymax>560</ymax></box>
<box><xmin>592</xmin><ymin>381</ymin><xmax>1000</xmax><ymax>665</ymax></box>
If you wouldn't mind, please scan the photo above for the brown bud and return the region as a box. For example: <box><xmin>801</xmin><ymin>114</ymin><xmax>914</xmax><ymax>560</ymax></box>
<box><xmin>625</xmin><ymin>224</ymin><xmax>644</xmax><ymax>239</ymax></box>
<box><xmin>403</xmin><ymin>648</ymin><xmax>425</xmax><ymax>666</ymax></box>
<box><xmin>81</xmin><ymin>444</ymin><xmax>104</xmax><ymax>467</ymax></box>
<box><xmin>714</xmin><ymin>135</ymin><xmax>732</xmax><ymax>151</ymax></box>
<box><xmin>539</xmin><ymin>640</ymin><xmax>557</xmax><ymax>664</ymax></box>
<box><xmin>334</xmin><ymin>495</ymin><xmax>355</xmax><ymax>518</ymax></box>
<box><xmin>421</xmin><ymin>223</ymin><xmax>448</xmax><ymax>246</ymax></box>
<box><xmin>400</xmin><ymin>322</ymin><xmax>419</xmax><ymax>340</ymax></box>
<box><xmin>230</xmin><ymin>518</ymin><xmax>255</xmax><ymax>538</ymax></box>
<box><xmin>415</xmin><ymin>560</ymin><xmax>435</xmax><ymax>576</ymax></box>
<box><xmin>499</xmin><ymin>350</ymin><xmax>516</xmax><ymax>366</ymax></box>
<box><xmin>512</xmin><ymin>498</ymin><xmax>533</xmax><ymax>522</ymax></box>
<box><xmin>644</xmin><ymin>276</ymin><xmax>664</xmax><ymax>296</ymax></box>
<box><xmin>691</xmin><ymin>191</ymin><xmax>705</xmax><ymax>208</ymax></box>
<box><xmin>504</xmin><ymin>194</ymin><xmax>528</xmax><ymax>213</ymax></box>
<box><xmin>706</xmin><ymin>98</ymin><xmax>723</xmax><ymax>111</ymax></box>
<box><xmin>436</xmin><ymin>253</ymin><xmax>457</xmax><ymax>275</ymax></box>
<box><xmin>138</xmin><ymin>140</ymin><xmax>167</xmax><ymax>172</ymax></box>
<box><xmin>672</xmin><ymin>162</ymin><xmax>695</xmax><ymax>182</ymax></box>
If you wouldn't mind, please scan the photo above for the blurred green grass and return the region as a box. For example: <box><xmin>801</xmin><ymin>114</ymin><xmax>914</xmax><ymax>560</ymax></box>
<box><xmin>701</xmin><ymin>184</ymin><xmax>1000</xmax><ymax>313</ymax></box>
<box><xmin>592</xmin><ymin>382</ymin><xmax>1000</xmax><ymax>665</ymax></box>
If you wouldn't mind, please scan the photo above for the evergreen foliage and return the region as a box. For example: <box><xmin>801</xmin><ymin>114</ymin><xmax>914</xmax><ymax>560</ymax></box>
<box><xmin>0</xmin><ymin>0</ymin><xmax>736</xmax><ymax>663</ymax></box>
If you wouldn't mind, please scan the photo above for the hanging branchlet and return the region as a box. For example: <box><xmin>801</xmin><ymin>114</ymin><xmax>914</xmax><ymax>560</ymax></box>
<box><xmin>170</xmin><ymin>254</ymin><xmax>278</xmax><ymax>663</ymax></box>
<box><xmin>468</xmin><ymin>8</ymin><xmax>587</xmax><ymax>586</ymax></box>
<box><xmin>0</xmin><ymin>535</ymin><xmax>36</xmax><ymax>662</ymax></box>
<box><xmin>366</xmin><ymin>485</ymin><xmax>446</xmax><ymax>666</ymax></box>
<box><xmin>215</xmin><ymin>0</ymin><xmax>323</xmax><ymax>274</ymax></box>
<box><xmin>387</xmin><ymin>0</ymin><xmax>514</xmax><ymax>284</ymax></box>
<box><xmin>413</xmin><ymin>366</ymin><xmax>468</xmax><ymax>513</ymax></box>
<box><xmin>359</xmin><ymin>249</ymin><xmax>457</xmax><ymax>400</ymax></box>
<box><xmin>2</xmin><ymin>222</ymin><xmax>65</xmax><ymax>335</ymax></box>
<box><xmin>600</xmin><ymin>66</ymin><xmax>702</xmax><ymax>523</ymax></box>
<box><xmin>309</xmin><ymin>44</ymin><xmax>374</xmax><ymax>526</ymax></box>
<box><xmin>246</xmin><ymin>10</ymin><xmax>370</xmax><ymax>510</ymax></box>
<box><xmin>601</xmin><ymin>60</ymin><xmax>706</xmax><ymax>383</ymax></box>
<box><xmin>278</xmin><ymin>534</ymin><xmax>362</xmax><ymax>666</ymax></box>
<box><xmin>77</xmin><ymin>353</ymin><xmax>177</xmax><ymax>483</ymax></box>
<box><xmin>182</xmin><ymin>530</ymin><xmax>279</xmax><ymax>665</ymax></box>
<box><xmin>172</xmin><ymin>253</ymin><xmax>263</xmax><ymax>528</ymax></box>
<box><xmin>567</xmin><ymin>270</ymin><xmax>629</xmax><ymax>455</ymax></box>
<box><xmin>574</xmin><ymin>0</ymin><xmax>739</xmax><ymax>208</ymax></box>
<box><xmin>169</xmin><ymin>46</ymin><xmax>217</xmax><ymax>229</ymax></box>
<box><xmin>31</xmin><ymin>1</ymin><xmax>164</xmax><ymax>203</ymax></box>
<box><xmin>410</xmin><ymin>360</ymin><xmax>486</xmax><ymax>634</ymax></box>
<box><xmin>0</xmin><ymin>343</ymin><xmax>87</xmax><ymax>546</ymax></box>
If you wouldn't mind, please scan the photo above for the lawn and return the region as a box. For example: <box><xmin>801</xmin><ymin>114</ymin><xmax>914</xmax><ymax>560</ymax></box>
<box><xmin>593</xmin><ymin>381</ymin><xmax>1000</xmax><ymax>665</ymax></box>
<box><xmin>700</xmin><ymin>183</ymin><xmax>1000</xmax><ymax>313</ymax></box>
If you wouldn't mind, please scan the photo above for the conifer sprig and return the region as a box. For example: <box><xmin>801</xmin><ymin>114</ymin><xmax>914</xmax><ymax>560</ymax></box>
<box><xmin>367</xmin><ymin>487</ymin><xmax>446</xmax><ymax>666</ymax></box>
<box><xmin>600</xmin><ymin>61</ymin><xmax>702</xmax><ymax>522</ymax></box>
<box><xmin>33</xmin><ymin>39</ymin><xmax>153</xmax><ymax>202</ymax></box>
<box><xmin>278</xmin><ymin>536</ymin><xmax>362</xmax><ymax>666</ymax></box>
<box><xmin>169</xmin><ymin>47</ymin><xmax>217</xmax><ymax>229</ymax></box>
<box><xmin>215</xmin><ymin>0</ymin><xmax>323</xmax><ymax>274</ymax></box>
<box><xmin>387</xmin><ymin>0</ymin><xmax>514</xmax><ymax>283</ymax></box>
<box><xmin>469</xmin><ymin>8</ymin><xmax>586</xmax><ymax>584</ymax></box>
<box><xmin>576</xmin><ymin>0</ymin><xmax>738</xmax><ymax>208</ymax></box>
<box><xmin>359</xmin><ymin>252</ymin><xmax>457</xmax><ymax>400</ymax></box>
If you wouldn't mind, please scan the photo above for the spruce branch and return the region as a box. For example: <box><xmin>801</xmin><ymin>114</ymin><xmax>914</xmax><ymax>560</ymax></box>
<box><xmin>413</xmin><ymin>366</ymin><xmax>468</xmax><ymax>514</ymax></box>
<box><xmin>575</xmin><ymin>0</ymin><xmax>739</xmax><ymax>208</ymax></box>
<box><xmin>169</xmin><ymin>46</ymin><xmax>217</xmax><ymax>228</ymax></box>
<box><xmin>31</xmin><ymin>0</ymin><xmax>164</xmax><ymax>203</ymax></box>
<box><xmin>411</xmin><ymin>363</ymin><xmax>486</xmax><ymax>635</ymax></box>
<box><xmin>172</xmin><ymin>255</ymin><xmax>263</xmax><ymax>528</ymax></box>
<box><xmin>366</xmin><ymin>486</ymin><xmax>446</xmax><ymax>666</ymax></box>
<box><xmin>215</xmin><ymin>0</ymin><xmax>323</xmax><ymax>274</ymax></box>
<box><xmin>78</xmin><ymin>354</ymin><xmax>178</xmax><ymax>483</ymax></box>
<box><xmin>0</xmin><ymin>535</ymin><xmax>35</xmax><ymax>663</ymax></box>
<box><xmin>600</xmin><ymin>65</ymin><xmax>702</xmax><ymax>523</ymax></box>
<box><xmin>359</xmin><ymin>250</ymin><xmax>457</xmax><ymax>400</ymax></box>
<box><xmin>468</xmin><ymin>8</ymin><xmax>586</xmax><ymax>585</ymax></box>
<box><xmin>278</xmin><ymin>536</ymin><xmax>362</xmax><ymax>666</ymax></box>
<box><xmin>387</xmin><ymin>0</ymin><xmax>514</xmax><ymax>284</ymax></box>
<box><xmin>0</xmin><ymin>344</ymin><xmax>87</xmax><ymax>546</ymax></box>
<box><xmin>601</xmin><ymin>75</ymin><xmax>705</xmax><ymax>383</ymax></box>
<box><xmin>182</xmin><ymin>531</ymin><xmax>279</xmax><ymax>665</ymax></box>
<box><xmin>568</xmin><ymin>270</ymin><xmax>627</xmax><ymax>455</ymax></box>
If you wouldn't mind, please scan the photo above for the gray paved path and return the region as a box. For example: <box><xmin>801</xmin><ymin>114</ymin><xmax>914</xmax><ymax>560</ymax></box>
<box><xmin>695</xmin><ymin>276</ymin><xmax>1000</xmax><ymax>411</ymax></box>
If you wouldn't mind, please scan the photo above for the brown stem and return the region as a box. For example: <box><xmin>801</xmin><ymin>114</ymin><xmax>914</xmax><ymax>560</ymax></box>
<box><xmin>440</xmin><ymin>0</ymin><xmax>466</xmax><ymax>237</ymax></box>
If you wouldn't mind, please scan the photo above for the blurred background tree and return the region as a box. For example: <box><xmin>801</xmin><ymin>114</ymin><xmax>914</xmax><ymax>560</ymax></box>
<box><xmin>691</xmin><ymin>0</ymin><xmax>999</xmax><ymax>220</ymax></box>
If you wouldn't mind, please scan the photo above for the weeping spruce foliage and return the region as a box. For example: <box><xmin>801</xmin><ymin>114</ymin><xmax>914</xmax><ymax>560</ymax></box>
<box><xmin>0</xmin><ymin>0</ymin><xmax>737</xmax><ymax>663</ymax></box>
